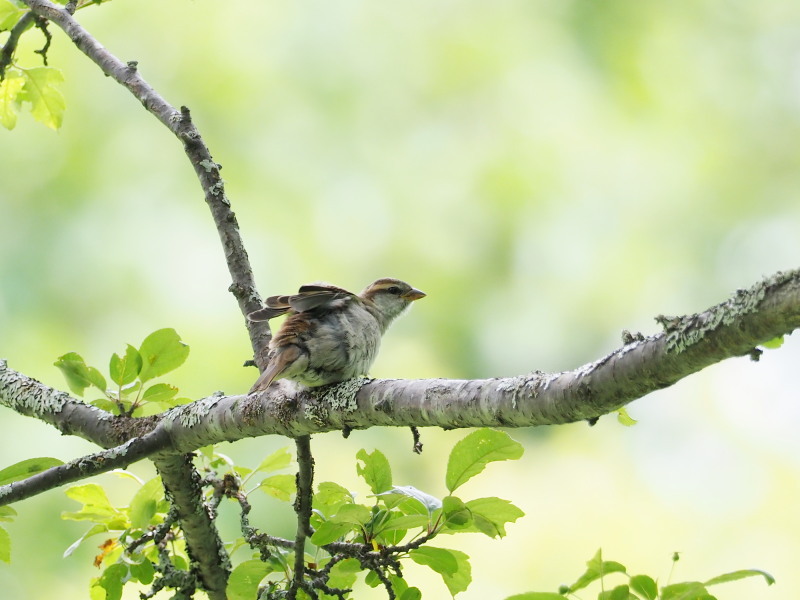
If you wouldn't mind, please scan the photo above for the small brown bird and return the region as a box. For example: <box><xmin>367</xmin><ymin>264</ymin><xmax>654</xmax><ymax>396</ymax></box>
<box><xmin>248</xmin><ymin>278</ymin><xmax>426</xmax><ymax>393</ymax></box>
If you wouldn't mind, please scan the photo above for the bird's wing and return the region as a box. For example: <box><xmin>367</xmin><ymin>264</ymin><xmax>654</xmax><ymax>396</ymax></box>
<box><xmin>247</xmin><ymin>284</ymin><xmax>352</xmax><ymax>321</ymax></box>
<box><xmin>279</xmin><ymin>284</ymin><xmax>354</xmax><ymax>313</ymax></box>
<box><xmin>248</xmin><ymin>344</ymin><xmax>303</xmax><ymax>393</ymax></box>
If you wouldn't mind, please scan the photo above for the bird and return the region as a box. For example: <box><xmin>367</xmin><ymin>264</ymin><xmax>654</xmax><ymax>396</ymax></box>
<box><xmin>247</xmin><ymin>278</ymin><xmax>426</xmax><ymax>393</ymax></box>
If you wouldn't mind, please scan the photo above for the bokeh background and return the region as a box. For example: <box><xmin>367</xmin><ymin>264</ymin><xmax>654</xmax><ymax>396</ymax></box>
<box><xmin>2</xmin><ymin>0</ymin><xmax>800</xmax><ymax>598</ymax></box>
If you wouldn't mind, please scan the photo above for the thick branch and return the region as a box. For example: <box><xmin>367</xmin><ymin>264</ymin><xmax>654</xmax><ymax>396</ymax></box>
<box><xmin>0</xmin><ymin>430</ymin><xmax>167</xmax><ymax>506</ymax></box>
<box><xmin>154</xmin><ymin>454</ymin><xmax>230</xmax><ymax>600</ymax></box>
<box><xmin>3</xmin><ymin>268</ymin><xmax>800</xmax><ymax>452</ymax></box>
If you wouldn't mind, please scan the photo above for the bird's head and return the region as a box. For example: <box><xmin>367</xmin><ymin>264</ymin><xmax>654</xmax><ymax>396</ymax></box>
<box><xmin>361</xmin><ymin>278</ymin><xmax>426</xmax><ymax>327</ymax></box>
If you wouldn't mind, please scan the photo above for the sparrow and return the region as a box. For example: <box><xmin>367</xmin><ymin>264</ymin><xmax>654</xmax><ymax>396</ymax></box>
<box><xmin>247</xmin><ymin>278</ymin><xmax>426</xmax><ymax>393</ymax></box>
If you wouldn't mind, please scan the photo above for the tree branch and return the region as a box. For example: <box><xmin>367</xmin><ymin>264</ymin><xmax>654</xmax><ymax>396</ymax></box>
<box><xmin>0</xmin><ymin>430</ymin><xmax>168</xmax><ymax>506</ymax></box>
<box><xmin>4</xmin><ymin>268</ymin><xmax>798</xmax><ymax>452</ymax></box>
<box><xmin>18</xmin><ymin>0</ymin><xmax>271</xmax><ymax>357</ymax></box>
<box><xmin>0</xmin><ymin>12</ymin><xmax>35</xmax><ymax>79</ymax></box>
<box><xmin>154</xmin><ymin>454</ymin><xmax>230</xmax><ymax>600</ymax></box>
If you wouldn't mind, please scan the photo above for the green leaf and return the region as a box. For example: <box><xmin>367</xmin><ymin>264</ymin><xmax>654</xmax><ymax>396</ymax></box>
<box><xmin>256</xmin><ymin>446</ymin><xmax>293</xmax><ymax>473</ymax></box>
<box><xmin>310</xmin><ymin>521</ymin><xmax>355</xmax><ymax>546</ymax></box>
<box><xmin>258</xmin><ymin>474</ymin><xmax>296</xmax><ymax>502</ymax></box>
<box><xmin>62</xmin><ymin>484</ymin><xmax>127</xmax><ymax>529</ymax></box>
<box><xmin>94</xmin><ymin>563</ymin><xmax>127</xmax><ymax>600</ymax></box>
<box><xmin>374</xmin><ymin>512</ymin><xmax>429</xmax><ymax>533</ymax></box>
<box><xmin>0</xmin><ymin>506</ymin><xmax>17</xmax><ymax>523</ymax></box>
<box><xmin>568</xmin><ymin>549</ymin><xmax>627</xmax><ymax>593</ymax></box>
<box><xmin>329</xmin><ymin>503</ymin><xmax>372</xmax><ymax>526</ymax></box>
<box><xmin>109</xmin><ymin>345</ymin><xmax>142</xmax><ymax>386</ymax></box>
<box><xmin>0</xmin><ymin>526</ymin><xmax>10</xmax><ymax>563</ymax></box>
<box><xmin>465</xmin><ymin>496</ymin><xmax>524</xmax><ymax>538</ymax></box>
<box><xmin>0</xmin><ymin>456</ymin><xmax>64</xmax><ymax>486</ymax></box>
<box><xmin>129</xmin><ymin>559</ymin><xmax>155</xmax><ymax>585</ymax></box>
<box><xmin>141</xmin><ymin>383</ymin><xmax>179</xmax><ymax>405</ymax></box>
<box><xmin>356</xmin><ymin>448</ymin><xmax>392</xmax><ymax>493</ymax></box>
<box><xmin>313</xmin><ymin>481</ymin><xmax>354</xmax><ymax>516</ymax></box>
<box><xmin>63</xmin><ymin>523</ymin><xmax>108</xmax><ymax>558</ymax></box>
<box><xmin>327</xmin><ymin>557</ymin><xmax>359</xmax><ymax>589</ymax></box>
<box><xmin>442</xmin><ymin>495</ymin><xmax>471</xmax><ymax>529</ymax></box>
<box><xmin>410</xmin><ymin>546</ymin><xmax>471</xmax><ymax>596</ymax></box>
<box><xmin>616</xmin><ymin>407</ymin><xmax>637</xmax><ymax>426</ymax></box>
<box><xmin>599</xmin><ymin>584</ymin><xmax>634</xmax><ymax>600</ymax></box>
<box><xmin>705</xmin><ymin>569</ymin><xmax>775</xmax><ymax>587</ymax></box>
<box><xmin>19</xmin><ymin>66</ymin><xmax>65</xmax><ymax>130</ymax></box>
<box><xmin>0</xmin><ymin>0</ymin><xmax>25</xmax><ymax>29</ymax></box>
<box><xmin>0</xmin><ymin>69</ymin><xmax>25</xmax><ymax>130</ymax></box>
<box><xmin>138</xmin><ymin>328</ymin><xmax>190</xmax><ymax>382</ymax></box>
<box><xmin>375</xmin><ymin>485</ymin><xmax>442</xmax><ymax>515</ymax></box>
<box><xmin>54</xmin><ymin>352</ymin><xmax>106</xmax><ymax>396</ymax></box>
<box><xmin>399</xmin><ymin>588</ymin><xmax>423</xmax><ymax>600</ymax></box>
<box><xmin>228</xmin><ymin>559</ymin><xmax>274</xmax><ymax>600</ymax></box>
<box><xmin>761</xmin><ymin>336</ymin><xmax>784</xmax><ymax>349</ymax></box>
<box><xmin>446</xmin><ymin>428</ymin><xmax>523</xmax><ymax>492</ymax></box>
<box><xmin>630</xmin><ymin>574</ymin><xmax>658</xmax><ymax>599</ymax></box>
<box><xmin>660</xmin><ymin>581</ymin><xmax>710</xmax><ymax>600</ymax></box>
<box><xmin>129</xmin><ymin>477</ymin><xmax>164</xmax><ymax>530</ymax></box>
<box><xmin>503</xmin><ymin>594</ymin><xmax>566</xmax><ymax>600</ymax></box>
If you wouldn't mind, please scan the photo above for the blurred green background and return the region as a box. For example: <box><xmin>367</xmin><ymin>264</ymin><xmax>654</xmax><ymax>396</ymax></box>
<box><xmin>2</xmin><ymin>0</ymin><xmax>800</xmax><ymax>598</ymax></box>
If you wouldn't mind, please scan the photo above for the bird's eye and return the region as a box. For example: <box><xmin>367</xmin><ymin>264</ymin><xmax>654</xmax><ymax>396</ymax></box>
<box><xmin>386</xmin><ymin>286</ymin><xmax>401</xmax><ymax>295</ymax></box>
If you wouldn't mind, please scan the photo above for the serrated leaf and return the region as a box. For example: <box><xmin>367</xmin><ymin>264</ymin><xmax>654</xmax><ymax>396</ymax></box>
<box><xmin>129</xmin><ymin>477</ymin><xmax>164</xmax><ymax>530</ymax></box>
<box><xmin>20</xmin><ymin>66</ymin><xmax>65</xmax><ymax>130</ymax></box>
<box><xmin>446</xmin><ymin>428</ymin><xmax>523</xmax><ymax>492</ymax></box>
<box><xmin>375</xmin><ymin>485</ymin><xmax>441</xmax><ymax>515</ymax></box>
<box><xmin>705</xmin><ymin>569</ymin><xmax>774</xmax><ymax>587</ymax></box>
<box><xmin>141</xmin><ymin>383</ymin><xmax>178</xmax><ymax>405</ymax></box>
<box><xmin>356</xmin><ymin>448</ymin><xmax>392</xmax><ymax>494</ymax></box>
<box><xmin>258</xmin><ymin>474</ymin><xmax>295</xmax><ymax>502</ymax></box>
<box><xmin>374</xmin><ymin>512</ymin><xmax>429</xmax><ymax>533</ymax></box>
<box><xmin>109</xmin><ymin>345</ymin><xmax>142</xmax><ymax>386</ymax></box>
<box><xmin>409</xmin><ymin>546</ymin><xmax>471</xmax><ymax>596</ymax></box>
<box><xmin>630</xmin><ymin>574</ymin><xmax>658</xmax><ymax>599</ymax></box>
<box><xmin>310</xmin><ymin>521</ymin><xmax>355</xmax><ymax>546</ymax></box>
<box><xmin>256</xmin><ymin>446</ymin><xmax>292</xmax><ymax>474</ymax></box>
<box><xmin>0</xmin><ymin>506</ymin><xmax>17</xmax><ymax>523</ymax></box>
<box><xmin>616</xmin><ymin>407</ymin><xmax>637</xmax><ymax>426</ymax></box>
<box><xmin>568</xmin><ymin>549</ymin><xmax>627</xmax><ymax>593</ymax></box>
<box><xmin>0</xmin><ymin>526</ymin><xmax>9</xmax><ymax>563</ymax></box>
<box><xmin>0</xmin><ymin>456</ymin><xmax>64</xmax><ymax>486</ymax></box>
<box><xmin>138</xmin><ymin>328</ymin><xmax>190</xmax><ymax>382</ymax></box>
<box><xmin>228</xmin><ymin>559</ymin><xmax>275</xmax><ymax>600</ymax></box>
<box><xmin>0</xmin><ymin>69</ymin><xmax>24</xmax><ymax>130</ymax></box>
<box><xmin>466</xmin><ymin>496</ymin><xmax>524</xmax><ymax>538</ymax></box>
<box><xmin>313</xmin><ymin>481</ymin><xmax>354</xmax><ymax>515</ymax></box>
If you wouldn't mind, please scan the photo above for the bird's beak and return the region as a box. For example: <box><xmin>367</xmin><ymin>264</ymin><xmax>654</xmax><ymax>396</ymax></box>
<box><xmin>402</xmin><ymin>288</ymin><xmax>426</xmax><ymax>301</ymax></box>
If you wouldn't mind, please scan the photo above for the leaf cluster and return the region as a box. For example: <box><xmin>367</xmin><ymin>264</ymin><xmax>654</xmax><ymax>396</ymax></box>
<box><xmin>53</xmin><ymin>327</ymin><xmax>191</xmax><ymax>416</ymax></box>
<box><xmin>506</xmin><ymin>549</ymin><xmax>775</xmax><ymax>600</ymax></box>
